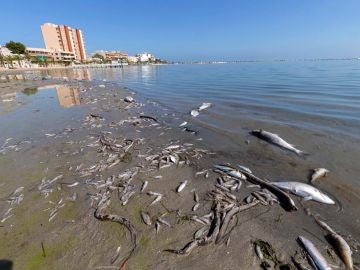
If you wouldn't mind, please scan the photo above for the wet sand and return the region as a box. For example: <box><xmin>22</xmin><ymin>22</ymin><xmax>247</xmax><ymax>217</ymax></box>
<box><xmin>0</xmin><ymin>75</ymin><xmax>359</xmax><ymax>270</ymax></box>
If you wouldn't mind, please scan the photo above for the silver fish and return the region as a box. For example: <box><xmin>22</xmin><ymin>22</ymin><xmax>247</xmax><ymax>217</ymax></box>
<box><xmin>272</xmin><ymin>181</ymin><xmax>335</xmax><ymax>204</ymax></box>
<box><xmin>237</xmin><ymin>164</ymin><xmax>252</xmax><ymax>174</ymax></box>
<box><xmin>150</xmin><ymin>195</ymin><xmax>163</xmax><ymax>205</ymax></box>
<box><xmin>176</xmin><ymin>180</ymin><xmax>188</xmax><ymax>193</ymax></box>
<box><xmin>311</xmin><ymin>168</ymin><xmax>329</xmax><ymax>183</ymax></box>
<box><xmin>66</xmin><ymin>182</ymin><xmax>79</xmax><ymax>187</ymax></box>
<box><xmin>194</xmin><ymin>191</ymin><xmax>199</xmax><ymax>202</ymax></box>
<box><xmin>141</xmin><ymin>212</ymin><xmax>152</xmax><ymax>225</ymax></box>
<box><xmin>179</xmin><ymin>121</ymin><xmax>188</xmax><ymax>127</ymax></box>
<box><xmin>192</xmin><ymin>203</ymin><xmax>200</xmax><ymax>211</ymax></box>
<box><xmin>155</xmin><ymin>221</ymin><xmax>161</xmax><ymax>233</ymax></box>
<box><xmin>110</xmin><ymin>246</ymin><xmax>121</xmax><ymax>264</ymax></box>
<box><xmin>298</xmin><ymin>236</ymin><xmax>332</xmax><ymax>270</ymax></box>
<box><xmin>140</xmin><ymin>181</ymin><xmax>148</xmax><ymax>193</ymax></box>
<box><xmin>251</xmin><ymin>129</ymin><xmax>306</xmax><ymax>156</ymax></box>
<box><xmin>157</xmin><ymin>217</ymin><xmax>171</xmax><ymax>227</ymax></box>
<box><xmin>198</xmin><ymin>102</ymin><xmax>211</xmax><ymax>111</ymax></box>
<box><xmin>190</xmin><ymin>110</ymin><xmax>199</xmax><ymax>117</ymax></box>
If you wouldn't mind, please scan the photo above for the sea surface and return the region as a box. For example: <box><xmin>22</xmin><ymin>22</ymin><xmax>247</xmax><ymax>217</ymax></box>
<box><xmin>1</xmin><ymin>61</ymin><xmax>360</xmax><ymax>185</ymax></box>
<box><xmin>41</xmin><ymin>61</ymin><xmax>360</xmax><ymax>140</ymax></box>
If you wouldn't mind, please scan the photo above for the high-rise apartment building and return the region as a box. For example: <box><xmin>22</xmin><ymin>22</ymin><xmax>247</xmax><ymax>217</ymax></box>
<box><xmin>41</xmin><ymin>23</ymin><xmax>86</xmax><ymax>61</ymax></box>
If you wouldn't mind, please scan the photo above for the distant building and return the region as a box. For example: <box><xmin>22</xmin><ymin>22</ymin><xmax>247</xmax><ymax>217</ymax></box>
<box><xmin>41</xmin><ymin>23</ymin><xmax>86</xmax><ymax>61</ymax></box>
<box><xmin>126</xmin><ymin>56</ymin><xmax>139</xmax><ymax>63</ymax></box>
<box><xmin>0</xmin><ymin>46</ymin><xmax>13</xmax><ymax>57</ymax></box>
<box><xmin>136</xmin><ymin>52</ymin><xmax>155</xmax><ymax>62</ymax></box>
<box><xmin>92</xmin><ymin>50</ymin><xmax>128</xmax><ymax>61</ymax></box>
<box><xmin>26</xmin><ymin>47</ymin><xmax>75</xmax><ymax>62</ymax></box>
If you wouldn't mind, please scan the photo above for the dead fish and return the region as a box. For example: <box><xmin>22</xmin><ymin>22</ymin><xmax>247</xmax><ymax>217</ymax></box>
<box><xmin>214</xmin><ymin>165</ymin><xmax>247</xmax><ymax>180</ymax></box>
<box><xmin>316</xmin><ymin>219</ymin><xmax>353</xmax><ymax>270</ymax></box>
<box><xmin>110</xmin><ymin>246</ymin><xmax>121</xmax><ymax>264</ymax></box>
<box><xmin>194</xmin><ymin>191</ymin><xmax>199</xmax><ymax>202</ymax></box>
<box><xmin>155</xmin><ymin>221</ymin><xmax>161</xmax><ymax>233</ymax></box>
<box><xmin>45</xmin><ymin>133</ymin><xmax>56</xmax><ymax>137</ymax></box>
<box><xmin>141</xmin><ymin>212</ymin><xmax>152</xmax><ymax>225</ymax></box>
<box><xmin>272</xmin><ymin>182</ymin><xmax>335</xmax><ymax>204</ymax></box>
<box><xmin>192</xmin><ymin>203</ymin><xmax>200</xmax><ymax>211</ymax></box>
<box><xmin>237</xmin><ymin>164</ymin><xmax>252</xmax><ymax>174</ymax></box>
<box><xmin>198</xmin><ymin>102</ymin><xmax>211</xmax><ymax>111</ymax></box>
<box><xmin>251</xmin><ymin>129</ymin><xmax>307</xmax><ymax>156</ymax></box>
<box><xmin>147</xmin><ymin>191</ymin><xmax>162</xmax><ymax>196</ymax></box>
<box><xmin>140</xmin><ymin>181</ymin><xmax>148</xmax><ymax>193</ymax></box>
<box><xmin>150</xmin><ymin>195</ymin><xmax>163</xmax><ymax>205</ymax></box>
<box><xmin>176</xmin><ymin>180</ymin><xmax>188</xmax><ymax>193</ymax></box>
<box><xmin>190</xmin><ymin>110</ymin><xmax>199</xmax><ymax>117</ymax></box>
<box><xmin>98</xmin><ymin>84</ymin><xmax>105</xmax><ymax>88</ymax></box>
<box><xmin>298</xmin><ymin>236</ymin><xmax>332</xmax><ymax>270</ymax></box>
<box><xmin>311</xmin><ymin>168</ymin><xmax>329</xmax><ymax>183</ymax></box>
<box><xmin>157</xmin><ymin>217</ymin><xmax>171</xmax><ymax>227</ymax></box>
<box><xmin>254</xmin><ymin>242</ymin><xmax>264</xmax><ymax>260</ymax></box>
<box><xmin>124</xmin><ymin>96</ymin><xmax>135</xmax><ymax>103</ymax></box>
<box><xmin>179</xmin><ymin>121</ymin><xmax>188</xmax><ymax>127</ymax></box>
<box><xmin>65</xmin><ymin>182</ymin><xmax>79</xmax><ymax>187</ymax></box>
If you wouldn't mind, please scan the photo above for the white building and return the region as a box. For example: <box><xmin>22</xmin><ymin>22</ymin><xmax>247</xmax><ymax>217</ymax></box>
<box><xmin>127</xmin><ymin>56</ymin><xmax>139</xmax><ymax>63</ymax></box>
<box><xmin>0</xmin><ymin>46</ymin><xmax>13</xmax><ymax>57</ymax></box>
<box><xmin>136</xmin><ymin>52</ymin><xmax>155</xmax><ymax>62</ymax></box>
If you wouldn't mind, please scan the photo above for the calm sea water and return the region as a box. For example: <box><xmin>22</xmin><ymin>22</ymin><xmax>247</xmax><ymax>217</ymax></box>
<box><xmin>55</xmin><ymin>61</ymin><xmax>360</xmax><ymax>140</ymax></box>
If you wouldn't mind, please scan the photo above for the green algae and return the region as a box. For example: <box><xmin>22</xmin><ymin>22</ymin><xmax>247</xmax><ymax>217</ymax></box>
<box><xmin>24</xmin><ymin>237</ymin><xmax>77</xmax><ymax>270</ymax></box>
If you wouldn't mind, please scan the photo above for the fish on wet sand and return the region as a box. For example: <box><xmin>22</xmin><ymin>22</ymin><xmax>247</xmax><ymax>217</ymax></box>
<box><xmin>272</xmin><ymin>181</ymin><xmax>335</xmax><ymax>204</ymax></box>
<box><xmin>140</xmin><ymin>212</ymin><xmax>152</xmax><ymax>225</ymax></box>
<box><xmin>250</xmin><ymin>129</ymin><xmax>307</xmax><ymax>156</ymax></box>
<box><xmin>140</xmin><ymin>181</ymin><xmax>148</xmax><ymax>193</ymax></box>
<box><xmin>316</xmin><ymin>219</ymin><xmax>353</xmax><ymax>270</ymax></box>
<box><xmin>298</xmin><ymin>236</ymin><xmax>332</xmax><ymax>270</ymax></box>
<box><xmin>176</xmin><ymin>180</ymin><xmax>188</xmax><ymax>193</ymax></box>
<box><xmin>157</xmin><ymin>217</ymin><xmax>171</xmax><ymax>227</ymax></box>
<box><xmin>311</xmin><ymin>168</ymin><xmax>329</xmax><ymax>183</ymax></box>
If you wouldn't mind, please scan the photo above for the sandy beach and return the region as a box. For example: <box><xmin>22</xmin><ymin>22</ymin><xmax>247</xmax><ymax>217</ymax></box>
<box><xmin>0</xmin><ymin>73</ymin><xmax>359</xmax><ymax>270</ymax></box>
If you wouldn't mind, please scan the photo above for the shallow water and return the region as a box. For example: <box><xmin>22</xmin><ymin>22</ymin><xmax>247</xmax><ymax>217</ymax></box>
<box><xmin>37</xmin><ymin>61</ymin><xmax>360</xmax><ymax>139</ymax></box>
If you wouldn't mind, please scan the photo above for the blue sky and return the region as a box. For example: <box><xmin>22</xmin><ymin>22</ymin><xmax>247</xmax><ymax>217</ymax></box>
<box><xmin>1</xmin><ymin>0</ymin><xmax>360</xmax><ymax>61</ymax></box>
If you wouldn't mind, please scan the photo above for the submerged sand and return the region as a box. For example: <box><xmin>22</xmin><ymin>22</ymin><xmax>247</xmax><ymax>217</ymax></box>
<box><xmin>0</xmin><ymin>75</ymin><xmax>359</xmax><ymax>270</ymax></box>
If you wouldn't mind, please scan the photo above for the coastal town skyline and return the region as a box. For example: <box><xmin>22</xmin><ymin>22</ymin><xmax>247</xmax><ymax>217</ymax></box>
<box><xmin>1</xmin><ymin>0</ymin><xmax>360</xmax><ymax>61</ymax></box>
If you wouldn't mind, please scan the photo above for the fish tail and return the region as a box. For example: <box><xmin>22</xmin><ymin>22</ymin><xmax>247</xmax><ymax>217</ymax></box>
<box><xmin>295</xmin><ymin>150</ymin><xmax>310</xmax><ymax>157</ymax></box>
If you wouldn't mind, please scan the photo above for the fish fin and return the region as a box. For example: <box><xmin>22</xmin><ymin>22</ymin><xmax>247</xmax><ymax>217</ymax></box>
<box><xmin>302</xmin><ymin>196</ymin><xmax>313</xmax><ymax>202</ymax></box>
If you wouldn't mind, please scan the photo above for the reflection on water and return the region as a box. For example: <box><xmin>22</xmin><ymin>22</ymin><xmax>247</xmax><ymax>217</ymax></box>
<box><xmin>0</xmin><ymin>84</ymin><xmax>81</xmax><ymax>115</ymax></box>
<box><xmin>22</xmin><ymin>87</ymin><xmax>38</xmax><ymax>96</ymax></box>
<box><xmin>55</xmin><ymin>85</ymin><xmax>80</xmax><ymax>108</ymax></box>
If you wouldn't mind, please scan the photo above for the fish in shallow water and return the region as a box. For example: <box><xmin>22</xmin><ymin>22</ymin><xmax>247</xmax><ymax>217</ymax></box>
<box><xmin>190</xmin><ymin>110</ymin><xmax>199</xmax><ymax>117</ymax></box>
<box><xmin>298</xmin><ymin>236</ymin><xmax>332</xmax><ymax>270</ymax></box>
<box><xmin>272</xmin><ymin>181</ymin><xmax>335</xmax><ymax>204</ymax></box>
<box><xmin>311</xmin><ymin>168</ymin><xmax>329</xmax><ymax>183</ymax></box>
<box><xmin>198</xmin><ymin>102</ymin><xmax>211</xmax><ymax>111</ymax></box>
<box><xmin>250</xmin><ymin>129</ymin><xmax>307</xmax><ymax>156</ymax></box>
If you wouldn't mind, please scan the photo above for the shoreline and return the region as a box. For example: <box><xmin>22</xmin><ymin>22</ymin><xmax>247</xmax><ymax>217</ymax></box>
<box><xmin>0</xmin><ymin>75</ymin><xmax>359</xmax><ymax>269</ymax></box>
